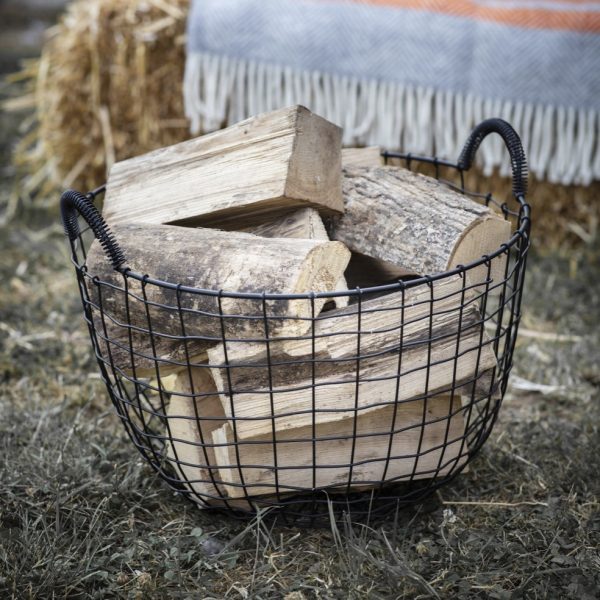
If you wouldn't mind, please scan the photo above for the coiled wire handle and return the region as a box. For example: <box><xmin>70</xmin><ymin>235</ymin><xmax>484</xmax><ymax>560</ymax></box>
<box><xmin>457</xmin><ymin>118</ymin><xmax>528</xmax><ymax>198</ymax></box>
<box><xmin>60</xmin><ymin>189</ymin><xmax>126</xmax><ymax>271</ymax></box>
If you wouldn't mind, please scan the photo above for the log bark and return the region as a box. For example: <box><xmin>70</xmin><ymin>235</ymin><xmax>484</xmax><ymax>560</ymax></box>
<box><xmin>103</xmin><ymin>105</ymin><xmax>343</xmax><ymax>226</ymax></box>
<box><xmin>212</xmin><ymin>395</ymin><xmax>468</xmax><ymax>497</ymax></box>
<box><xmin>86</xmin><ymin>223</ymin><xmax>350</xmax><ymax>376</ymax></box>
<box><xmin>207</xmin><ymin>274</ymin><xmax>497</xmax><ymax>439</ymax></box>
<box><xmin>332</xmin><ymin>167</ymin><xmax>511</xmax><ymax>289</ymax></box>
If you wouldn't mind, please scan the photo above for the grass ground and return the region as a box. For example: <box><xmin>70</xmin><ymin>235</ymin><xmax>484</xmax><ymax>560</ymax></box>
<box><xmin>1</xmin><ymin>42</ymin><xmax>599</xmax><ymax>600</ymax></box>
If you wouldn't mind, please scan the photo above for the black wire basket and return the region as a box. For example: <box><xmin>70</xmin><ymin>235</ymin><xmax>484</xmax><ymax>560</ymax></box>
<box><xmin>61</xmin><ymin>119</ymin><xmax>531</xmax><ymax>524</ymax></box>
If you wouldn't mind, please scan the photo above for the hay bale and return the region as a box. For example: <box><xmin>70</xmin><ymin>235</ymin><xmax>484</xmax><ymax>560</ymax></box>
<box><xmin>13</xmin><ymin>0</ymin><xmax>190</xmax><ymax>197</ymax></box>
<box><xmin>7</xmin><ymin>0</ymin><xmax>599</xmax><ymax>251</ymax></box>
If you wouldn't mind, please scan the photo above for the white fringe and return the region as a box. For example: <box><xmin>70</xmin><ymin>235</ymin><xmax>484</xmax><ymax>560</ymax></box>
<box><xmin>184</xmin><ymin>52</ymin><xmax>599</xmax><ymax>186</ymax></box>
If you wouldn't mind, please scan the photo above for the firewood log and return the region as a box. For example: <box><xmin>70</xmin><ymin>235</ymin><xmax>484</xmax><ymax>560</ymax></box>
<box><xmin>212</xmin><ymin>395</ymin><xmax>468</xmax><ymax>497</ymax></box>
<box><xmin>164</xmin><ymin>367</ymin><xmax>257</xmax><ymax>510</ymax></box>
<box><xmin>86</xmin><ymin>223</ymin><xmax>350</xmax><ymax>376</ymax></box>
<box><xmin>333</xmin><ymin>167</ymin><xmax>511</xmax><ymax>289</ymax></box>
<box><xmin>207</xmin><ymin>274</ymin><xmax>497</xmax><ymax>439</ymax></box>
<box><xmin>103</xmin><ymin>105</ymin><xmax>343</xmax><ymax>227</ymax></box>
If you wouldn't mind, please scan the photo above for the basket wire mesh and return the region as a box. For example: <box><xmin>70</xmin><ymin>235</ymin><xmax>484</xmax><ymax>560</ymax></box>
<box><xmin>61</xmin><ymin>119</ymin><xmax>531</xmax><ymax>523</ymax></box>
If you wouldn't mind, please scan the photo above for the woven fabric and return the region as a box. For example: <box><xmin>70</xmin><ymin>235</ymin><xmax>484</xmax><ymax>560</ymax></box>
<box><xmin>185</xmin><ymin>0</ymin><xmax>600</xmax><ymax>184</ymax></box>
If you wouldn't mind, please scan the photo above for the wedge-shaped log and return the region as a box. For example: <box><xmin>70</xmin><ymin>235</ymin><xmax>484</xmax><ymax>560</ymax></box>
<box><xmin>212</xmin><ymin>395</ymin><xmax>468</xmax><ymax>497</ymax></box>
<box><xmin>208</xmin><ymin>275</ymin><xmax>497</xmax><ymax>439</ymax></box>
<box><xmin>241</xmin><ymin>206</ymin><xmax>331</xmax><ymax>240</ymax></box>
<box><xmin>86</xmin><ymin>223</ymin><xmax>350</xmax><ymax>376</ymax></box>
<box><xmin>164</xmin><ymin>367</ymin><xmax>257</xmax><ymax>510</ymax></box>
<box><xmin>333</xmin><ymin>167</ymin><xmax>511</xmax><ymax>289</ymax></box>
<box><xmin>241</xmin><ymin>207</ymin><xmax>348</xmax><ymax>309</ymax></box>
<box><xmin>103</xmin><ymin>105</ymin><xmax>343</xmax><ymax>226</ymax></box>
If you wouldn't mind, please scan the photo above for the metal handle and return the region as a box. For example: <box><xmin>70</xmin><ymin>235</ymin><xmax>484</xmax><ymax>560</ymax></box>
<box><xmin>457</xmin><ymin>118</ymin><xmax>528</xmax><ymax>198</ymax></box>
<box><xmin>60</xmin><ymin>189</ymin><xmax>126</xmax><ymax>271</ymax></box>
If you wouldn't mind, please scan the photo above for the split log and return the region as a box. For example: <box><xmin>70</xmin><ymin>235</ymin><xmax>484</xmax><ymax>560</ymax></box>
<box><xmin>240</xmin><ymin>208</ymin><xmax>349</xmax><ymax>309</ymax></box>
<box><xmin>164</xmin><ymin>367</ymin><xmax>256</xmax><ymax>510</ymax></box>
<box><xmin>341</xmin><ymin>146</ymin><xmax>384</xmax><ymax>168</ymax></box>
<box><xmin>103</xmin><ymin>105</ymin><xmax>343</xmax><ymax>227</ymax></box>
<box><xmin>86</xmin><ymin>223</ymin><xmax>350</xmax><ymax>376</ymax></box>
<box><xmin>332</xmin><ymin>167</ymin><xmax>511</xmax><ymax>289</ymax></box>
<box><xmin>207</xmin><ymin>274</ymin><xmax>497</xmax><ymax>439</ymax></box>
<box><xmin>212</xmin><ymin>395</ymin><xmax>468</xmax><ymax>497</ymax></box>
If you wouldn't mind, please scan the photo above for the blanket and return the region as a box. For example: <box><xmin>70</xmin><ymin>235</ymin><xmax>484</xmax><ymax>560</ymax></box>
<box><xmin>185</xmin><ymin>0</ymin><xmax>600</xmax><ymax>185</ymax></box>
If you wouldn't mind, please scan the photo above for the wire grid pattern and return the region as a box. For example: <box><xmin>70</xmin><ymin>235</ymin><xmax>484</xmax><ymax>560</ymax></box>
<box><xmin>63</xmin><ymin>136</ymin><xmax>531</xmax><ymax>524</ymax></box>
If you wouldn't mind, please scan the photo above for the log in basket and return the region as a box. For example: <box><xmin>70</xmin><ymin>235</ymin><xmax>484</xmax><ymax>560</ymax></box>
<box><xmin>60</xmin><ymin>119</ymin><xmax>531</xmax><ymax>524</ymax></box>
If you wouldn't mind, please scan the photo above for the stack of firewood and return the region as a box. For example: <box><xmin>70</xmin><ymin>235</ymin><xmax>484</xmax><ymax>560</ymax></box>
<box><xmin>87</xmin><ymin>106</ymin><xmax>509</xmax><ymax>507</ymax></box>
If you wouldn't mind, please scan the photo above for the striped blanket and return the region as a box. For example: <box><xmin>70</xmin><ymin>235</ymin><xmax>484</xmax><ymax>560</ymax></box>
<box><xmin>185</xmin><ymin>0</ymin><xmax>600</xmax><ymax>185</ymax></box>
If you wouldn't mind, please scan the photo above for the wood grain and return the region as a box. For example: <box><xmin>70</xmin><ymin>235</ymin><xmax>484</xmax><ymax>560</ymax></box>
<box><xmin>241</xmin><ymin>207</ymin><xmax>349</xmax><ymax>309</ymax></box>
<box><xmin>341</xmin><ymin>146</ymin><xmax>384</xmax><ymax>169</ymax></box>
<box><xmin>207</xmin><ymin>275</ymin><xmax>497</xmax><ymax>439</ymax></box>
<box><xmin>164</xmin><ymin>367</ymin><xmax>258</xmax><ymax>510</ymax></box>
<box><xmin>212</xmin><ymin>395</ymin><xmax>468</xmax><ymax>497</ymax></box>
<box><xmin>103</xmin><ymin>105</ymin><xmax>343</xmax><ymax>226</ymax></box>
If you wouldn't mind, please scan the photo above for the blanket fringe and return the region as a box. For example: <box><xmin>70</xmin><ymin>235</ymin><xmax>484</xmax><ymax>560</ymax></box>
<box><xmin>184</xmin><ymin>52</ymin><xmax>599</xmax><ymax>186</ymax></box>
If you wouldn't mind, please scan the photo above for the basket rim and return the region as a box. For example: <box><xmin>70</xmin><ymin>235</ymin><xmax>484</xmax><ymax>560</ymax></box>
<box><xmin>78</xmin><ymin>152</ymin><xmax>531</xmax><ymax>301</ymax></box>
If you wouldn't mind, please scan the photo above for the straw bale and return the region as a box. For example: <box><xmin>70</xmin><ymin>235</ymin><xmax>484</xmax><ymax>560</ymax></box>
<box><xmin>12</xmin><ymin>0</ymin><xmax>190</xmax><ymax>197</ymax></box>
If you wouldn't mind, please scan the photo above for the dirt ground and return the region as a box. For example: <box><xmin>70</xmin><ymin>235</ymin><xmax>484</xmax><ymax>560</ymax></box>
<box><xmin>1</xmin><ymin>18</ymin><xmax>599</xmax><ymax>599</ymax></box>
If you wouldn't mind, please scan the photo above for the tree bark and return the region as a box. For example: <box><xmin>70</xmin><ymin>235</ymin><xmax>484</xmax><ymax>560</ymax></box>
<box><xmin>332</xmin><ymin>167</ymin><xmax>511</xmax><ymax>289</ymax></box>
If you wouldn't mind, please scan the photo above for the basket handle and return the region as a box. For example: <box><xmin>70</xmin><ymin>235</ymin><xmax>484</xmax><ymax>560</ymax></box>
<box><xmin>457</xmin><ymin>118</ymin><xmax>528</xmax><ymax>198</ymax></box>
<box><xmin>60</xmin><ymin>189</ymin><xmax>127</xmax><ymax>271</ymax></box>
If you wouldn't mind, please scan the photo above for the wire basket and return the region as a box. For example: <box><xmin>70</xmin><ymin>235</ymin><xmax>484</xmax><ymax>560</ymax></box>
<box><xmin>60</xmin><ymin>118</ymin><xmax>531</xmax><ymax>524</ymax></box>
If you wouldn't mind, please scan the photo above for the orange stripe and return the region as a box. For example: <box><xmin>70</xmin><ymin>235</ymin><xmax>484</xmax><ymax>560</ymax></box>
<box><xmin>338</xmin><ymin>0</ymin><xmax>600</xmax><ymax>33</ymax></box>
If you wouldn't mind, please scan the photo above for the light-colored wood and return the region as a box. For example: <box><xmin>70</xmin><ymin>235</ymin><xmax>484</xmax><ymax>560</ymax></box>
<box><xmin>241</xmin><ymin>207</ymin><xmax>328</xmax><ymax>240</ymax></box>
<box><xmin>212</xmin><ymin>395</ymin><xmax>468</xmax><ymax>497</ymax></box>
<box><xmin>242</xmin><ymin>208</ymin><xmax>349</xmax><ymax>309</ymax></box>
<box><xmin>342</xmin><ymin>146</ymin><xmax>384</xmax><ymax>168</ymax></box>
<box><xmin>164</xmin><ymin>367</ymin><xmax>255</xmax><ymax>510</ymax></box>
<box><xmin>86</xmin><ymin>223</ymin><xmax>350</xmax><ymax>375</ymax></box>
<box><xmin>211</xmin><ymin>274</ymin><xmax>472</xmax><ymax>362</ymax></box>
<box><xmin>103</xmin><ymin>105</ymin><xmax>343</xmax><ymax>226</ymax></box>
<box><xmin>208</xmin><ymin>275</ymin><xmax>497</xmax><ymax>439</ymax></box>
<box><xmin>333</xmin><ymin>167</ymin><xmax>511</xmax><ymax>289</ymax></box>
